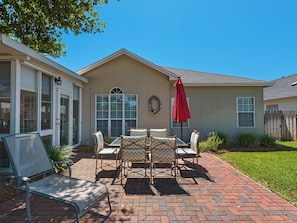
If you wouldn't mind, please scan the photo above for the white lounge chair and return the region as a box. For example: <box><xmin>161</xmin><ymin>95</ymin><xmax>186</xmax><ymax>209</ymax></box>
<box><xmin>94</xmin><ymin>131</ymin><xmax>120</xmax><ymax>177</ymax></box>
<box><xmin>177</xmin><ymin>131</ymin><xmax>200</xmax><ymax>167</ymax></box>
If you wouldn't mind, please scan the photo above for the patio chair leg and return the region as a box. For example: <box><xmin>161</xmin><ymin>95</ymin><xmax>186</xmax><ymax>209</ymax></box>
<box><xmin>150</xmin><ymin>163</ymin><xmax>153</xmax><ymax>185</ymax></box>
<box><xmin>172</xmin><ymin>162</ymin><xmax>176</xmax><ymax>177</ymax></box>
<box><xmin>95</xmin><ymin>154</ymin><xmax>98</xmax><ymax>182</ymax></box>
<box><xmin>100</xmin><ymin>154</ymin><xmax>103</xmax><ymax>168</ymax></box>
<box><xmin>120</xmin><ymin>162</ymin><xmax>123</xmax><ymax>184</ymax></box>
<box><xmin>24</xmin><ymin>182</ymin><xmax>32</xmax><ymax>222</ymax></box>
<box><xmin>106</xmin><ymin>192</ymin><xmax>112</xmax><ymax>215</ymax></box>
<box><xmin>115</xmin><ymin>154</ymin><xmax>118</xmax><ymax>170</ymax></box>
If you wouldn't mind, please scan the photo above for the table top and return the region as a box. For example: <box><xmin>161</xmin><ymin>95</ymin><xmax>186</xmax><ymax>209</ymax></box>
<box><xmin>109</xmin><ymin>136</ymin><xmax>188</xmax><ymax>147</ymax></box>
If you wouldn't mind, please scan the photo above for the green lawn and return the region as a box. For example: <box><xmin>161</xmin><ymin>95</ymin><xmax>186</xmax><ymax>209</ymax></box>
<box><xmin>216</xmin><ymin>141</ymin><xmax>297</xmax><ymax>204</ymax></box>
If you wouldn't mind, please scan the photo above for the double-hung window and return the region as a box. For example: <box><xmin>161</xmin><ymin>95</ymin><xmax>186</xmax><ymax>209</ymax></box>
<box><xmin>20</xmin><ymin>66</ymin><xmax>37</xmax><ymax>133</ymax></box>
<box><xmin>41</xmin><ymin>73</ymin><xmax>52</xmax><ymax>130</ymax></box>
<box><xmin>73</xmin><ymin>85</ymin><xmax>80</xmax><ymax>145</ymax></box>
<box><xmin>96</xmin><ymin>88</ymin><xmax>137</xmax><ymax>138</ymax></box>
<box><xmin>0</xmin><ymin>61</ymin><xmax>11</xmax><ymax>135</ymax></box>
<box><xmin>237</xmin><ymin>97</ymin><xmax>255</xmax><ymax>128</ymax></box>
<box><xmin>0</xmin><ymin>61</ymin><xmax>11</xmax><ymax>169</ymax></box>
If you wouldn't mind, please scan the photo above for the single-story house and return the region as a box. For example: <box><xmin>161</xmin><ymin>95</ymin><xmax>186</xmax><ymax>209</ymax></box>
<box><xmin>264</xmin><ymin>74</ymin><xmax>297</xmax><ymax>111</ymax></box>
<box><xmin>0</xmin><ymin>33</ymin><xmax>87</xmax><ymax>173</ymax></box>
<box><xmin>78</xmin><ymin>49</ymin><xmax>272</xmax><ymax>145</ymax></box>
<box><xmin>0</xmin><ymin>33</ymin><xmax>271</xmax><ymax>173</ymax></box>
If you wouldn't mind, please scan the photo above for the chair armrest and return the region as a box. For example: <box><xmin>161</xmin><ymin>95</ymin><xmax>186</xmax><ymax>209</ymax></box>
<box><xmin>21</xmin><ymin>176</ymin><xmax>31</xmax><ymax>182</ymax></box>
<box><xmin>52</xmin><ymin>161</ymin><xmax>72</xmax><ymax>177</ymax></box>
<box><xmin>2</xmin><ymin>175</ymin><xmax>29</xmax><ymax>183</ymax></box>
<box><xmin>94</xmin><ymin>145</ymin><xmax>99</xmax><ymax>154</ymax></box>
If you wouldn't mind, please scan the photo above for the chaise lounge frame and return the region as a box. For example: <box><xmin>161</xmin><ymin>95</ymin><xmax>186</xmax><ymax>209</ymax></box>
<box><xmin>2</xmin><ymin>133</ymin><xmax>112</xmax><ymax>222</ymax></box>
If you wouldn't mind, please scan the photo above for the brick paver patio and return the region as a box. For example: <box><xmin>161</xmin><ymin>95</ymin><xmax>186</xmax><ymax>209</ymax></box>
<box><xmin>1</xmin><ymin>152</ymin><xmax>297</xmax><ymax>222</ymax></box>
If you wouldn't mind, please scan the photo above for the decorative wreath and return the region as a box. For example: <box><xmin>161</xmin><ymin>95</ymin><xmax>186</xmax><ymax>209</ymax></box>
<box><xmin>148</xmin><ymin>95</ymin><xmax>161</xmax><ymax>115</ymax></box>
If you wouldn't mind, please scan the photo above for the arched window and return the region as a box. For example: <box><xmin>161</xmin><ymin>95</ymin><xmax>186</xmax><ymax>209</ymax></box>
<box><xmin>110</xmin><ymin>87</ymin><xmax>123</xmax><ymax>94</ymax></box>
<box><xmin>96</xmin><ymin>87</ymin><xmax>137</xmax><ymax>137</ymax></box>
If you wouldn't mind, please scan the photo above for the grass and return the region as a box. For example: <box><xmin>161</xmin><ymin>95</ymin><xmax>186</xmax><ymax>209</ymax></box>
<box><xmin>276</xmin><ymin>140</ymin><xmax>297</xmax><ymax>149</ymax></box>
<box><xmin>216</xmin><ymin>141</ymin><xmax>297</xmax><ymax>205</ymax></box>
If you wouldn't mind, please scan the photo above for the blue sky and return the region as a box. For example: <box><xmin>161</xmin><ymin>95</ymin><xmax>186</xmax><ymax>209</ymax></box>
<box><xmin>52</xmin><ymin>0</ymin><xmax>297</xmax><ymax>81</ymax></box>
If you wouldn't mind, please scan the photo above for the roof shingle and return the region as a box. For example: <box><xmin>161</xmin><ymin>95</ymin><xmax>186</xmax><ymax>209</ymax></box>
<box><xmin>264</xmin><ymin>74</ymin><xmax>297</xmax><ymax>100</ymax></box>
<box><xmin>163</xmin><ymin>67</ymin><xmax>271</xmax><ymax>87</ymax></box>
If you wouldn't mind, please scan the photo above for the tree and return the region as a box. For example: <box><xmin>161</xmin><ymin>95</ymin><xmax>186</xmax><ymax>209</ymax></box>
<box><xmin>0</xmin><ymin>0</ymin><xmax>114</xmax><ymax>58</ymax></box>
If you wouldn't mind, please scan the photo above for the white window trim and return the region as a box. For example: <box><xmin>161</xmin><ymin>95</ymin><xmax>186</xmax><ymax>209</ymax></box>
<box><xmin>95</xmin><ymin>91</ymin><xmax>138</xmax><ymax>137</ymax></box>
<box><xmin>237</xmin><ymin>97</ymin><xmax>255</xmax><ymax>128</ymax></box>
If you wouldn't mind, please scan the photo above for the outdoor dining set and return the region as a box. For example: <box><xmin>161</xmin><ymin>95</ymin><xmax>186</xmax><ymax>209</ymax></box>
<box><xmin>0</xmin><ymin>128</ymin><xmax>199</xmax><ymax>222</ymax></box>
<box><xmin>93</xmin><ymin>128</ymin><xmax>200</xmax><ymax>185</ymax></box>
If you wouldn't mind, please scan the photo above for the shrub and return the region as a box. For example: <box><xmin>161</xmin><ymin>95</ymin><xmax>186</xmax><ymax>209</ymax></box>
<box><xmin>259</xmin><ymin>134</ymin><xmax>276</xmax><ymax>147</ymax></box>
<box><xmin>237</xmin><ymin>133</ymin><xmax>259</xmax><ymax>148</ymax></box>
<box><xmin>216</xmin><ymin>132</ymin><xmax>229</xmax><ymax>148</ymax></box>
<box><xmin>199</xmin><ymin>132</ymin><xmax>224</xmax><ymax>152</ymax></box>
<box><xmin>46</xmin><ymin>144</ymin><xmax>76</xmax><ymax>173</ymax></box>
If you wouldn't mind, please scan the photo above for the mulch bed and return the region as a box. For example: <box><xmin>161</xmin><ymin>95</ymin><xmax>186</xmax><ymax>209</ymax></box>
<box><xmin>220</xmin><ymin>144</ymin><xmax>296</xmax><ymax>152</ymax></box>
<box><xmin>0</xmin><ymin>183</ymin><xmax>24</xmax><ymax>203</ymax></box>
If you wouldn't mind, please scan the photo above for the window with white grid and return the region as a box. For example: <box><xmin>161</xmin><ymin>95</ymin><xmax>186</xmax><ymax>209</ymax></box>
<box><xmin>237</xmin><ymin>97</ymin><xmax>255</xmax><ymax>128</ymax></box>
<box><xmin>96</xmin><ymin>88</ymin><xmax>137</xmax><ymax>138</ymax></box>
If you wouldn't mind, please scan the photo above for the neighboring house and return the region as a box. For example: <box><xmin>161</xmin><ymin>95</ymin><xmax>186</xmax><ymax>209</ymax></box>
<box><xmin>78</xmin><ymin>49</ymin><xmax>271</xmax><ymax>145</ymax></box>
<box><xmin>0</xmin><ymin>34</ymin><xmax>87</xmax><ymax>173</ymax></box>
<box><xmin>264</xmin><ymin>74</ymin><xmax>297</xmax><ymax>111</ymax></box>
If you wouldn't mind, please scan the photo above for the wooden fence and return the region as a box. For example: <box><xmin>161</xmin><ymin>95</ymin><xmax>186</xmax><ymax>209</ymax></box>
<box><xmin>264</xmin><ymin>110</ymin><xmax>297</xmax><ymax>141</ymax></box>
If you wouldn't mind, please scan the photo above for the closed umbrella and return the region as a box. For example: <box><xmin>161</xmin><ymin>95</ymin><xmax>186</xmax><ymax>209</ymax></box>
<box><xmin>173</xmin><ymin>77</ymin><xmax>191</xmax><ymax>140</ymax></box>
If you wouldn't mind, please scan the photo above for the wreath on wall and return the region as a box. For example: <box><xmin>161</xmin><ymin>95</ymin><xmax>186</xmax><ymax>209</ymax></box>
<box><xmin>148</xmin><ymin>95</ymin><xmax>161</xmax><ymax>115</ymax></box>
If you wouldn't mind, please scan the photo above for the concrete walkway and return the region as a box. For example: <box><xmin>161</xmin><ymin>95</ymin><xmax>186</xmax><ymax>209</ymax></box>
<box><xmin>1</xmin><ymin>152</ymin><xmax>297</xmax><ymax>222</ymax></box>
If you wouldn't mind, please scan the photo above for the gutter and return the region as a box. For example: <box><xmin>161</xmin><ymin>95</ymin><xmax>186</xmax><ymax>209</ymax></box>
<box><xmin>183</xmin><ymin>82</ymin><xmax>273</xmax><ymax>87</ymax></box>
<box><xmin>0</xmin><ymin>33</ymin><xmax>87</xmax><ymax>83</ymax></box>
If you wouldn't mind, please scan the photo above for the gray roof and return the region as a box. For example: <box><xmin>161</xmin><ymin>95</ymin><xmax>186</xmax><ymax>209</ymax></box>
<box><xmin>264</xmin><ymin>74</ymin><xmax>297</xmax><ymax>100</ymax></box>
<box><xmin>77</xmin><ymin>48</ymin><xmax>271</xmax><ymax>87</ymax></box>
<box><xmin>163</xmin><ymin>67</ymin><xmax>271</xmax><ymax>87</ymax></box>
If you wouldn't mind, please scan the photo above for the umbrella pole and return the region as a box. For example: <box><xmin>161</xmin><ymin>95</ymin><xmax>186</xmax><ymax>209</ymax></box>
<box><xmin>180</xmin><ymin>122</ymin><xmax>183</xmax><ymax>141</ymax></box>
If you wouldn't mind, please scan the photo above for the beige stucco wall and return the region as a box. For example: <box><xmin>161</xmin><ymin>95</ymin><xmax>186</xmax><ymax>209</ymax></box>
<box><xmin>265</xmin><ymin>98</ymin><xmax>297</xmax><ymax>111</ymax></box>
<box><xmin>81</xmin><ymin>55</ymin><xmax>172</xmax><ymax>144</ymax></box>
<box><xmin>81</xmin><ymin>54</ymin><xmax>266</xmax><ymax>145</ymax></box>
<box><xmin>170</xmin><ymin>86</ymin><xmax>265</xmax><ymax>142</ymax></box>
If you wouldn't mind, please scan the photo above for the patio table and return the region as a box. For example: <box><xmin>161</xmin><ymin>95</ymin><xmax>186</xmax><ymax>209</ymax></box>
<box><xmin>109</xmin><ymin>136</ymin><xmax>188</xmax><ymax>147</ymax></box>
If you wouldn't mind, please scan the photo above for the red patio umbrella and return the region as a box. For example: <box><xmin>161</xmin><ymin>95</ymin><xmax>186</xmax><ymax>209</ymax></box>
<box><xmin>173</xmin><ymin>77</ymin><xmax>191</xmax><ymax>140</ymax></box>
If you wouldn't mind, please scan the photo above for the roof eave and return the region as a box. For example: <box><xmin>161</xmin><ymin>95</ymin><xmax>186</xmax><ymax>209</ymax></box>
<box><xmin>264</xmin><ymin>95</ymin><xmax>297</xmax><ymax>101</ymax></box>
<box><xmin>77</xmin><ymin>48</ymin><xmax>179</xmax><ymax>79</ymax></box>
<box><xmin>183</xmin><ymin>82</ymin><xmax>273</xmax><ymax>87</ymax></box>
<box><xmin>0</xmin><ymin>34</ymin><xmax>87</xmax><ymax>83</ymax></box>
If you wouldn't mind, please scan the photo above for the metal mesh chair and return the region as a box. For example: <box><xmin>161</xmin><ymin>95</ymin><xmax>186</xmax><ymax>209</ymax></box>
<box><xmin>149</xmin><ymin>128</ymin><xmax>167</xmax><ymax>137</ymax></box>
<box><xmin>94</xmin><ymin>131</ymin><xmax>119</xmax><ymax>178</ymax></box>
<box><xmin>120</xmin><ymin>135</ymin><xmax>148</xmax><ymax>184</ymax></box>
<box><xmin>129</xmin><ymin>128</ymin><xmax>148</xmax><ymax>136</ymax></box>
<box><xmin>177</xmin><ymin>131</ymin><xmax>200</xmax><ymax>167</ymax></box>
<box><xmin>150</xmin><ymin>136</ymin><xmax>177</xmax><ymax>184</ymax></box>
<box><xmin>2</xmin><ymin>133</ymin><xmax>112</xmax><ymax>223</ymax></box>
